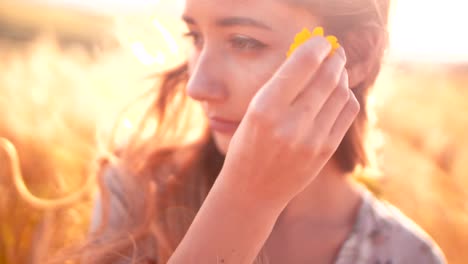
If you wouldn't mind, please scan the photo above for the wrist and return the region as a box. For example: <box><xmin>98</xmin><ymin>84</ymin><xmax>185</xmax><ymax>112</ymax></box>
<box><xmin>213</xmin><ymin>170</ymin><xmax>289</xmax><ymax>217</ymax></box>
<box><xmin>168</xmin><ymin>170</ymin><xmax>286</xmax><ymax>264</ymax></box>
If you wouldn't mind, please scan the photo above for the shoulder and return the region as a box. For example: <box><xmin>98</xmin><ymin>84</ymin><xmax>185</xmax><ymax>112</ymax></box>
<box><xmin>87</xmin><ymin>165</ymin><xmax>158</xmax><ymax>263</ymax></box>
<box><xmin>89</xmin><ymin>164</ymin><xmax>144</xmax><ymax>232</ymax></box>
<box><xmin>353</xmin><ymin>190</ymin><xmax>447</xmax><ymax>263</ymax></box>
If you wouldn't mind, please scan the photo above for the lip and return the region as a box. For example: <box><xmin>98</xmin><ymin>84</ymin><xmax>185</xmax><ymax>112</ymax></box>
<box><xmin>208</xmin><ymin>117</ymin><xmax>240</xmax><ymax>134</ymax></box>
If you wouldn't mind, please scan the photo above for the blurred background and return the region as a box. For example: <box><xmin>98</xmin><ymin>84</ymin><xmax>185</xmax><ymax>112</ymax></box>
<box><xmin>0</xmin><ymin>0</ymin><xmax>467</xmax><ymax>263</ymax></box>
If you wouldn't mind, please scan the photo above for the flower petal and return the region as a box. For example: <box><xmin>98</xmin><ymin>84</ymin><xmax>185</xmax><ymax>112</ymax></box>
<box><xmin>294</xmin><ymin>28</ymin><xmax>312</xmax><ymax>43</ymax></box>
<box><xmin>312</xmin><ymin>26</ymin><xmax>324</xmax><ymax>37</ymax></box>
<box><xmin>287</xmin><ymin>26</ymin><xmax>339</xmax><ymax>58</ymax></box>
<box><xmin>326</xmin><ymin>35</ymin><xmax>340</xmax><ymax>56</ymax></box>
<box><xmin>326</xmin><ymin>35</ymin><xmax>338</xmax><ymax>45</ymax></box>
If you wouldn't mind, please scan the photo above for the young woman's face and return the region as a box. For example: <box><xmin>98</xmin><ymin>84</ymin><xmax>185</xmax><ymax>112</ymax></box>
<box><xmin>183</xmin><ymin>0</ymin><xmax>321</xmax><ymax>154</ymax></box>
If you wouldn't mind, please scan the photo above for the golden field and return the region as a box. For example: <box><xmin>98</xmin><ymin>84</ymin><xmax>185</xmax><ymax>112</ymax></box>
<box><xmin>0</xmin><ymin>3</ymin><xmax>468</xmax><ymax>264</ymax></box>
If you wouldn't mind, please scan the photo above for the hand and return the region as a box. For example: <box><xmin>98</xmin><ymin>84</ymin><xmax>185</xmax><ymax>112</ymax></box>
<box><xmin>219</xmin><ymin>37</ymin><xmax>360</xmax><ymax>206</ymax></box>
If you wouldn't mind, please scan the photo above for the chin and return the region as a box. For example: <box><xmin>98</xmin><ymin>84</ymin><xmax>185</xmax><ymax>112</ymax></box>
<box><xmin>212</xmin><ymin>131</ymin><xmax>232</xmax><ymax>155</ymax></box>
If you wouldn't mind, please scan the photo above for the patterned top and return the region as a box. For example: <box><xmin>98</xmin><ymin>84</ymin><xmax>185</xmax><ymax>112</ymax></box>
<box><xmin>90</xmin><ymin>169</ymin><xmax>447</xmax><ymax>263</ymax></box>
<box><xmin>334</xmin><ymin>188</ymin><xmax>446</xmax><ymax>264</ymax></box>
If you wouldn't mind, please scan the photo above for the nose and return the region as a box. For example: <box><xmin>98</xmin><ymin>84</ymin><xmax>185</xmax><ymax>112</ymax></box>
<box><xmin>186</xmin><ymin>50</ymin><xmax>229</xmax><ymax>103</ymax></box>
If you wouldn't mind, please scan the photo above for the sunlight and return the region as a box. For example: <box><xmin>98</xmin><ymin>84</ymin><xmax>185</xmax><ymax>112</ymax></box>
<box><xmin>389</xmin><ymin>0</ymin><xmax>468</xmax><ymax>62</ymax></box>
<box><xmin>40</xmin><ymin>0</ymin><xmax>468</xmax><ymax>63</ymax></box>
<box><xmin>130</xmin><ymin>41</ymin><xmax>165</xmax><ymax>66</ymax></box>
<box><xmin>2</xmin><ymin>2</ymin><xmax>468</xmax><ymax>263</ymax></box>
<box><xmin>153</xmin><ymin>18</ymin><xmax>179</xmax><ymax>54</ymax></box>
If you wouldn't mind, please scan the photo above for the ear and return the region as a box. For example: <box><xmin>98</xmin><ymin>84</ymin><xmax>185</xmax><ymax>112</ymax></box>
<box><xmin>347</xmin><ymin>61</ymin><xmax>371</xmax><ymax>88</ymax></box>
<box><xmin>341</xmin><ymin>26</ymin><xmax>387</xmax><ymax>89</ymax></box>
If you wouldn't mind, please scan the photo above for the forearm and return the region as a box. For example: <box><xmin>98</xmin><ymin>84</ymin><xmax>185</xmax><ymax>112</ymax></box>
<box><xmin>168</xmin><ymin>175</ymin><xmax>286</xmax><ymax>264</ymax></box>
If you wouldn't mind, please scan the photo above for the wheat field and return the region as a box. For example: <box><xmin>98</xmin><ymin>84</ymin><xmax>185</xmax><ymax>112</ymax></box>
<box><xmin>0</xmin><ymin>5</ymin><xmax>467</xmax><ymax>264</ymax></box>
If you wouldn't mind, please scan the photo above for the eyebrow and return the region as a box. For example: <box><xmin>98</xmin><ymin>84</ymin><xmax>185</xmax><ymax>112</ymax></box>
<box><xmin>182</xmin><ymin>15</ymin><xmax>272</xmax><ymax>31</ymax></box>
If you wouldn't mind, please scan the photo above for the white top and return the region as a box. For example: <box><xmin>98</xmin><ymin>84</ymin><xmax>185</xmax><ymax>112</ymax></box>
<box><xmin>90</xmin><ymin>168</ymin><xmax>447</xmax><ymax>263</ymax></box>
<box><xmin>334</xmin><ymin>188</ymin><xmax>446</xmax><ymax>264</ymax></box>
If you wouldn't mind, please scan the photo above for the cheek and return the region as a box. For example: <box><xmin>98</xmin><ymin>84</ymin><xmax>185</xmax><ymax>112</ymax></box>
<box><xmin>236</xmin><ymin>54</ymin><xmax>286</xmax><ymax>103</ymax></box>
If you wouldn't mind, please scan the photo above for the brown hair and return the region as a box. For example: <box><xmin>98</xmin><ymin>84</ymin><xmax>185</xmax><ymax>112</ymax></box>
<box><xmin>54</xmin><ymin>0</ymin><xmax>391</xmax><ymax>263</ymax></box>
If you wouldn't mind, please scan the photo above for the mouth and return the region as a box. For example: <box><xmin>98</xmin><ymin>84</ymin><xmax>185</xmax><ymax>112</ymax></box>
<box><xmin>208</xmin><ymin>116</ymin><xmax>241</xmax><ymax>134</ymax></box>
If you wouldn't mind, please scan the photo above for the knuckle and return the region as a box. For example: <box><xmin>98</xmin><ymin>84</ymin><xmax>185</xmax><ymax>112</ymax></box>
<box><xmin>248</xmin><ymin>105</ymin><xmax>275</xmax><ymax>128</ymax></box>
<box><xmin>300</xmin><ymin>140</ymin><xmax>317</xmax><ymax>155</ymax></box>
<box><xmin>321</xmin><ymin>64</ymin><xmax>337</xmax><ymax>83</ymax></box>
<box><xmin>272</xmin><ymin>128</ymin><xmax>295</xmax><ymax>149</ymax></box>
<box><xmin>349</xmin><ymin>94</ymin><xmax>361</xmax><ymax>114</ymax></box>
<box><xmin>305</xmin><ymin>141</ymin><xmax>333</xmax><ymax>160</ymax></box>
<box><xmin>342</xmin><ymin>69</ymin><xmax>350</xmax><ymax>84</ymax></box>
<box><xmin>321</xmin><ymin>57</ymin><xmax>346</xmax><ymax>84</ymax></box>
<box><xmin>320</xmin><ymin>143</ymin><xmax>336</xmax><ymax>158</ymax></box>
<box><xmin>337</xmin><ymin>47</ymin><xmax>348</xmax><ymax>64</ymax></box>
<box><xmin>326</xmin><ymin>73</ymin><xmax>344</xmax><ymax>93</ymax></box>
<box><xmin>302</xmin><ymin>138</ymin><xmax>323</xmax><ymax>157</ymax></box>
<box><xmin>342</xmin><ymin>95</ymin><xmax>360</xmax><ymax>120</ymax></box>
<box><xmin>301</xmin><ymin>134</ymin><xmax>337</xmax><ymax>159</ymax></box>
<box><xmin>298</xmin><ymin>145</ymin><xmax>316</xmax><ymax>159</ymax></box>
<box><xmin>336</xmin><ymin>86</ymin><xmax>351</xmax><ymax>103</ymax></box>
<box><xmin>248</xmin><ymin>104</ymin><xmax>263</xmax><ymax>119</ymax></box>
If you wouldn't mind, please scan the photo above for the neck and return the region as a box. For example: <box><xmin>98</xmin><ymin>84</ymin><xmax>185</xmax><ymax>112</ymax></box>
<box><xmin>276</xmin><ymin>162</ymin><xmax>363</xmax><ymax>229</ymax></box>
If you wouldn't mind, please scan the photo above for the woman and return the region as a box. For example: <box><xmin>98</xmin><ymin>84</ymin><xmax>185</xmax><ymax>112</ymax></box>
<box><xmin>79</xmin><ymin>0</ymin><xmax>446</xmax><ymax>263</ymax></box>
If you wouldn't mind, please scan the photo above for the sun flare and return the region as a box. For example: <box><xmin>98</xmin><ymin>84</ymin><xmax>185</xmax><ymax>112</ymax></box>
<box><xmin>389</xmin><ymin>0</ymin><xmax>468</xmax><ymax>62</ymax></box>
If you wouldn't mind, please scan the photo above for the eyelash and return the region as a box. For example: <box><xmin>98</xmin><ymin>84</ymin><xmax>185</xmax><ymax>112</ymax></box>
<box><xmin>183</xmin><ymin>31</ymin><xmax>203</xmax><ymax>48</ymax></box>
<box><xmin>183</xmin><ymin>31</ymin><xmax>267</xmax><ymax>51</ymax></box>
<box><xmin>230</xmin><ymin>35</ymin><xmax>266</xmax><ymax>50</ymax></box>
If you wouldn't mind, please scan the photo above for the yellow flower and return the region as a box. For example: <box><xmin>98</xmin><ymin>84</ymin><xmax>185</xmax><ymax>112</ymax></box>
<box><xmin>286</xmin><ymin>27</ymin><xmax>340</xmax><ymax>58</ymax></box>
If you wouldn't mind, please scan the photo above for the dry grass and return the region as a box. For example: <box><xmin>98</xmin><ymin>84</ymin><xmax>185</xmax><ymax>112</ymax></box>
<box><xmin>0</xmin><ymin>18</ymin><xmax>467</xmax><ymax>264</ymax></box>
<box><xmin>0</xmin><ymin>36</ymin><xmax>155</xmax><ymax>263</ymax></box>
<box><xmin>373</xmin><ymin>64</ymin><xmax>468</xmax><ymax>263</ymax></box>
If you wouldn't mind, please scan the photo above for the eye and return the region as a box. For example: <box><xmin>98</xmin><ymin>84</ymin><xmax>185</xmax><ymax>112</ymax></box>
<box><xmin>183</xmin><ymin>31</ymin><xmax>203</xmax><ymax>49</ymax></box>
<box><xmin>230</xmin><ymin>35</ymin><xmax>267</xmax><ymax>51</ymax></box>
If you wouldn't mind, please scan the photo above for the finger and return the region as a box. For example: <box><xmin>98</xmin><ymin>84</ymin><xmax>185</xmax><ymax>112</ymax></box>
<box><xmin>291</xmin><ymin>46</ymin><xmax>347</xmax><ymax>118</ymax></box>
<box><xmin>252</xmin><ymin>37</ymin><xmax>331</xmax><ymax>109</ymax></box>
<box><xmin>307</xmin><ymin>70</ymin><xmax>350</xmax><ymax>140</ymax></box>
<box><xmin>335</xmin><ymin>46</ymin><xmax>346</xmax><ymax>61</ymax></box>
<box><xmin>328</xmin><ymin>92</ymin><xmax>360</xmax><ymax>145</ymax></box>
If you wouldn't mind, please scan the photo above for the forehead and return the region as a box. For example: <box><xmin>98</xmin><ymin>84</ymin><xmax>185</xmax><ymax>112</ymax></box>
<box><xmin>185</xmin><ymin>0</ymin><xmax>283</xmax><ymax>11</ymax></box>
<box><xmin>183</xmin><ymin>0</ymin><xmax>317</xmax><ymax>29</ymax></box>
